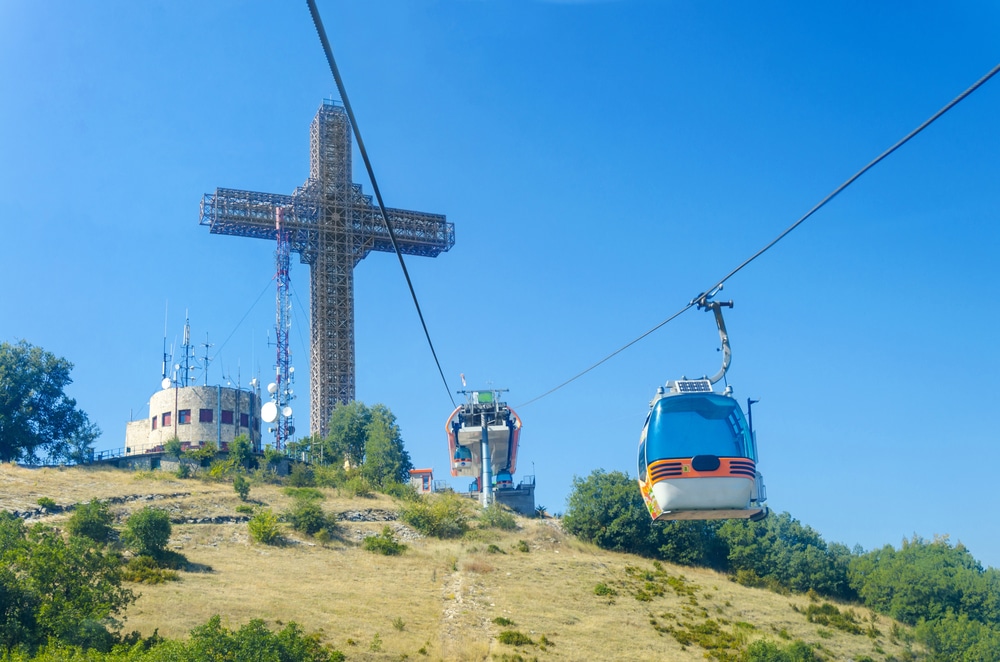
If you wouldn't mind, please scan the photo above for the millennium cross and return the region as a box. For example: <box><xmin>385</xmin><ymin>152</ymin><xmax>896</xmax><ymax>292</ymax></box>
<box><xmin>200</xmin><ymin>100</ymin><xmax>455</xmax><ymax>439</ymax></box>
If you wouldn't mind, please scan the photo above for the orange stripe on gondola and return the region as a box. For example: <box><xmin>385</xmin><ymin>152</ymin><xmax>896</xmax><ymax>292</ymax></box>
<box><xmin>647</xmin><ymin>457</ymin><xmax>755</xmax><ymax>483</ymax></box>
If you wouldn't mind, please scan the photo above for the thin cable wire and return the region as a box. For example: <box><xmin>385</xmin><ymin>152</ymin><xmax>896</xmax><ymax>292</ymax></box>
<box><xmin>209</xmin><ymin>278</ymin><xmax>273</xmax><ymax>363</ymax></box>
<box><xmin>519</xmin><ymin>60</ymin><xmax>1000</xmax><ymax>408</ymax></box>
<box><xmin>307</xmin><ymin>0</ymin><xmax>456</xmax><ymax>409</ymax></box>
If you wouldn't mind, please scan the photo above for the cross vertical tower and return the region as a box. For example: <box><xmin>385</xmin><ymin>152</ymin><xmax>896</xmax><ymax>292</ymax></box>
<box><xmin>200</xmin><ymin>101</ymin><xmax>455</xmax><ymax>439</ymax></box>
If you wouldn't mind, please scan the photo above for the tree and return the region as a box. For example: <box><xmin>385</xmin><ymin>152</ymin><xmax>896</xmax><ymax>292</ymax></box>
<box><xmin>66</xmin><ymin>499</ymin><xmax>115</xmax><ymax>544</ymax></box>
<box><xmin>562</xmin><ymin>469</ymin><xmax>662</xmax><ymax>557</ymax></box>
<box><xmin>122</xmin><ymin>507</ymin><xmax>172</xmax><ymax>558</ymax></box>
<box><xmin>0</xmin><ymin>340</ymin><xmax>100</xmax><ymax>463</ymax></box>
<box><xmin>848</xmin><ymin>534</ymin><xmax>995</xmax><ymax>626</ymax></box>
<box><xmin>718</xmin><ymin>511</ymin><xmax>854</xmax><ymax>599</ymax></box>
<box><xmin>227</xmin><ymin>434</ymin><xmax>257</xmax><ymax>472</ymax></box>
<box><xmin>0</xmin><ymin>512</ymin><xmax>134</xmax><ymax>652</ymax></box>
<box><xmin>360</xmin><ymin>404</ymin><xmax>412</xmax><ymax>488</ymax></box>
<box><xmin>323</xmin><ymin>400</ymin><xmax>371</xmax><ymax>467</ymax></box>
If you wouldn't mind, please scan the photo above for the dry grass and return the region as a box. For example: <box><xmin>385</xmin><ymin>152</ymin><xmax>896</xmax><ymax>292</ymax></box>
<box><xmin>1</xmin><ymin>463</ymin><xmax>918</xmax><ymax>661</ymax></box>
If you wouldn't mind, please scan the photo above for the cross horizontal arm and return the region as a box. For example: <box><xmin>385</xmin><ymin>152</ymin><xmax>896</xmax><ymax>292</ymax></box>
<box><xmin>200</xmin><ymin>188</ymin><xmax>318</xmax><ymax>249</ymax></box>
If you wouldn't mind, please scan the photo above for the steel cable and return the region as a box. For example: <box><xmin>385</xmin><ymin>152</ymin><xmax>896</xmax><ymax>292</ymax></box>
<box><xmin>306</xmin><ymin>0</ymin><xmax>456</xmax><ymax>409</ymax></box>
<box><xmin>518</xmin><ymin>60</ymin><xmax>1000</xmax><ymax>408</ymax></box>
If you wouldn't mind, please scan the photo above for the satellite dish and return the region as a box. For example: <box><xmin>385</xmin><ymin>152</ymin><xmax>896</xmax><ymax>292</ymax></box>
<box><xmin>288</xmin><ymin>426</ymin><xmax>295</xmax><ymax>435</ymax></box>
<box><xmin>267</xmin><ymin>382</ymin><xmax>278</xmax><ymax>394</ymax></box>
<box><xmin>161</xmin><ymin>378</ymin><xmax>171</xmax><ymax>390</ymax></box>
<box><xmin>261</xmin><ymin>401</ymin><xmax>278</xmax><ymax>423</ymax></box>
<box><xmin>289</xmin><ymin>366</ymin><xmax>295</xmax><ymax>374</ymax></box>
<box><xmin>250</xmin><ymin>378</ymin><xmax>258</xmax><ymax>388</ymax></box>
<box><xmin>282</xmin><ymin>406</ymin><xmax>293</xmax><ymax>418</ymax></box>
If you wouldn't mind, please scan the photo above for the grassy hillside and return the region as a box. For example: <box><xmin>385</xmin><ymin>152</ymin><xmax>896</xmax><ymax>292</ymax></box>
<box><xmin>0</xmin><ymin>464</ymin><xmax>920</xmax><ymax>661</ymax></box>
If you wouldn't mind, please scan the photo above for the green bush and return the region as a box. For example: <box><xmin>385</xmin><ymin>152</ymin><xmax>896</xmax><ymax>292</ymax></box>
<box><xmin>341</xmin><ymin>474</ymin><xmax>373</xmax><ymax>498</ymax></box>
<box><xmin>163</xmin><ymin>437</ymin><xmax>183</xmax><ymax>458</ymax></box>
<box><xmin>248</xmin><ymin>508</ymin><xmax>283</xmax><ymax>545</ymax></box>
<box><xmin>175</xmin><ymin>463</ymin><xmax>192</xmax><ymax>479</ymax></box>
<box><xmin>312</xmin><ymin>463</ymin><xmax>348</xmax><ymax>488</ymax></box>
<box><xmin>288</xmin><ymin>462</ymin><xmax>315</xmax><ymax>487</ymax></box>
<box><xmin>740</xmin><ymin>639</ymin><xmax>823</xmax><ymax>661</ymax></box>
<box><xmin>478</xmin><ymin>503</ymin><xmax>518</xmax><ymax>530</ymax></box>
<box><xmin>498</xmin><ymin>630</ymin><xmax>534</xmax><ymax>646</ymax></box>
<box><xmin>401</xmin><ymin>493</ymin><xmax>469</xmax><ymax>539</ymax></box>
<box><xmin>283</xmin><ymin>486</ymin><xmax>324</xmax><ymax>501</ymax></box>
<box><xmin>0</xmin><ymin>514</ymin><xmax>136</xmax><ymax>652</ymax></box>
<box><xmin>187</xmin><ymin>440</ymin><xmax>218</xmax><ymax>466</ymax></box>
<box><xmin>66</xmin><ymin>499</ymin><xmax>115</xmax><ymax>544</ymax></box>
<box><xmin>233</xmin><ymin>474</ymin><xmax>251</xmax><ymax>501</ymax></box>
<box><xmin>594</xmin><ymin>583</ymin><xmax>617</xmax><ymax>597</ymax></box>
<box><xmin>363</xmin><ymin>526</ymin><xmax>407</xmax><ymax>556</ymax></box>
<box><xmin>123</xmin><ymin>555</ymin><xmax>180</xmax><ymax>584</ymax></box>
<box><xmin>286</xmin><ymin>500</ymin><xmax>334</xmax><ymax>537</ymax></box>
<box><xmin>382</xmin><ymin>480</ymin><xmax>419</xmax><ymax>501</ymax></box>
<box><xmin>122</xmin><ymin>507</ymin><xmax>172</xmax><ymax>558</ymax></box>
<box><xmin>36</xmin><ymin>497</ymin><xmax>57</xmax><ymax>510</ymax></box>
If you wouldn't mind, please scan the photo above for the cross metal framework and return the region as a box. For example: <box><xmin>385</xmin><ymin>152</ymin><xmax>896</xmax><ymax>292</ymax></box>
<box><xmin>200</xmin><ymin>101</ymin><xmax>455</xmax><ymax>439</ymax></box>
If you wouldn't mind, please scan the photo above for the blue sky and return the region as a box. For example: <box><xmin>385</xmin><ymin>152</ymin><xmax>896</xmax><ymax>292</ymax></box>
<box><xmin>2</xmin><ymin>2</ymin><xmax>999</xmax><ymax>565</ymax></box>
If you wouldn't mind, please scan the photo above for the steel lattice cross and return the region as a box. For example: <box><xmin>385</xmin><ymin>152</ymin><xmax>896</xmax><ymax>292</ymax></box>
<box><xmin>200</xmin><ymin>101</ymin><xmax>455</xmax><ymax>439</ymax></box>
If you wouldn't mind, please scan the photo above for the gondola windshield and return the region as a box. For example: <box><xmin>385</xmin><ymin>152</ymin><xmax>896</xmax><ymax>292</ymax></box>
<box><xmin>645</xmin><ymin>393</ymin><xmax>753</xmax><ymax>461</ymax></box>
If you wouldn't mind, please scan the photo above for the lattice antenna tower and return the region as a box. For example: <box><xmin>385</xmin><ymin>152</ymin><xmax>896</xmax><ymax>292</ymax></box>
<box><xmin>263</xmin><ymin>207</ymin><xmax>296</xmax><ymax>450</ymax></box>
<box><xmin>177</xmin><ymin>313</ymin><xmax>197</xmax><ymax>387</ymax></box>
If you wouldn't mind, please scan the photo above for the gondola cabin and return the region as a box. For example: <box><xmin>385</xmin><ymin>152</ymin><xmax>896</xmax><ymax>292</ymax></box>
<box><xmin>638</xmin><ymin>379</ymin><xmax>767</xmax><ymax>521</ymax></box>
<box><xmin>495</xmin><ymin>471</ymin><xmax>514</xmax><ymax>489</ymax></box>
<box><xmin>445</xmin><ymin>390</ymin><xmax>521</xmax><ymax>480</ymax></box>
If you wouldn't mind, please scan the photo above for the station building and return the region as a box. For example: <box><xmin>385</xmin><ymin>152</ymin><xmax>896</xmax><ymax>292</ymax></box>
<box><xmin>125</xmin><ymin>384</ymin><xmax>262</xmax><ymax>455</ymax></box>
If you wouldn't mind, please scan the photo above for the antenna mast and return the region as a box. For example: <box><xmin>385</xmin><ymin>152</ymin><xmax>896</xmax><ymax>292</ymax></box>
<box><xmin>263</xmin><ymin>207</ymin><xmax>296</xmax><ymax>450</ymax></box>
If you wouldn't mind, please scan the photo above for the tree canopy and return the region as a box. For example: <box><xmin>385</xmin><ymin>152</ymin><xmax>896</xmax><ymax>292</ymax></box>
<box><xmin>0</xmin><ymin>340</ymin><xmax>99</xmax><ymax>463</ymax></box>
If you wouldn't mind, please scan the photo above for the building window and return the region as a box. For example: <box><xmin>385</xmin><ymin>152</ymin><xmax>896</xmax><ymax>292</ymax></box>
<box><xmin>151</xmin><ymin>415</ymin><xmax>157</xmax><ymax>430</ymax></box>
<box><xmin>221</xmin><ymin>410</ymin><xmax>234</xmax><ymax>424</ymax></box>
<box><xmin>240</xmin><ymin>413</ymin><xmax>249</xmax><ymax>428</ymax></box>
<box><xmin>178</xmin><ymin>409</ymin><xmax>191</xmax><ymax>425</ymax></box>
<box><xmin>199</xmin><ymin>408</ymin><xmax>213</xmax><ymax>423</ymax></box>
<box><xmin>162</xmin><ymin>412</ymin><xmax>172</xmax><ymax>427</ymax></box>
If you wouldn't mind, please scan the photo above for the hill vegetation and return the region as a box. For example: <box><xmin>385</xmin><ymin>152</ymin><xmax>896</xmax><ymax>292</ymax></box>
<box><xmin>0</xmin><ymin>462</ymin><xmax>931</xmax><ymax>662</ymax></box>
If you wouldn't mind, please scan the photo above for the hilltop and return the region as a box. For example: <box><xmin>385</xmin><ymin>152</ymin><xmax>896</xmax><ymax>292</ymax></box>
<box><xmin>0</xmin><ymin>463</ymin><xmax>919</xmax><ymax>661</ymax></box>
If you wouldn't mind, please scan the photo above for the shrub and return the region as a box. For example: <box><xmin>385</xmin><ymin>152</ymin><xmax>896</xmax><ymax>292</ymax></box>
<box><xmin>401</xmin><ymin>493</ymin><xmax>469</xmax><ymax>539</ymax></box>
<box><xmin>283</xmin><ymin>486</ymin><xmax>324</xmax><ymax>501</ymax></box>
<box><xmin>594</xmin><ymin>583</ymin><xmax>617</xmax><ymax>597</ymax></box>
<box><xmin>36</xmin><ymin>497</ymin><xmax>57</xmax><ymax>510</ymax></box>
<box><xmin>235</xmin><ymin>504</ymin><xmax>255</xmax><ymax>515</ymax></box>
<box><xmin>382</xmin><ymin>480</ymin><xmax>419</xmax><ymax>501</ymax></box>
<box><xmin>248</xmin><ymin>508</ymin><xmax>283</xmax><ymax>545</ymax></box>
<box><xmin>363</xmin><ymin>526</ymin><xmax>407</xmax><ymax>555</ymax></box>
<box><xmin>233</xmin><ymin>474</ymin><xmax>251</xmax><ymax>501</ymax></box>
<box><xmin>493</xmin><ymin>617</ymin><xmax>515</xmax><ymax>627</ymax></box>
<box><xmin>163</xmin><ymin>437</ymin><xmax>183</xmax><ymax>458</ymax></box>
<box><xmin>516</xmin><ymin>539</ymin><xmax>530</xmax><ymax>553</ymax></box>
<box><xmin>122</xmin><ymin>507</ymin><xmax>172</xmax><ymax>558</ymax></box>
<box><xmin>478</xmin><ymin>503</ymin><xmax>518</xmax><ymax>531</ymax></box>
<box><xmin>286</xmin><ymin>500</ymin><xmax>333</xmax><ymax>536</ymax></box>
<box><xmin>66</xmin><ymin>499</ymin><xmax>115</xmax><ymax>544</ymax></box>
<box><xmin>341</xmin><ymin>474</ymin><xmax>373</xmax><ymax>498</ymax></box>
<box><xmin>288</xmin><ymin>462</ymin><xmax>315</xmax><ymax>487</ymax></box>
<box><xmin>313</xmin><ymin>463</ymin><xmax>348</xmax><ymax>488</ymax></box>
<box><xmin>187</xmin><ymin>440</ymin><xmax>218</xmax><ymax>466</ymax></box>
<box><xmin>498</xmin><ymin>630</ymin><xmax>534</xmax><ymax>646</ymax></box>
<box><xmin>185</xmin><ymin>614</ymin><xmax>343</xmax><ymax>662</ymax></box>
<box><xmin>123</xmin><ymin>555</ymin><xmax>180</xmax><ymax>584</ymax></box>
<box><xmin>175</xmin><ymin>463</ymin><xmax>192</xmax><ymax>479</ymax></box>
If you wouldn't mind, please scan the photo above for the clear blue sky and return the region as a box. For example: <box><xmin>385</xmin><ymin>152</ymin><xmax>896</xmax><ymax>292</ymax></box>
<box><xmin>2</xmin><ymin>2</ymin><xmax>998</xmax><ymax>565</ymax></box>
